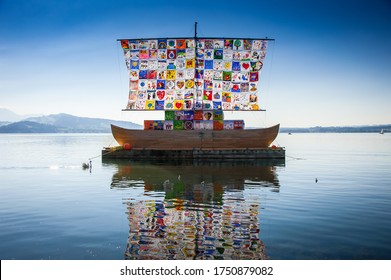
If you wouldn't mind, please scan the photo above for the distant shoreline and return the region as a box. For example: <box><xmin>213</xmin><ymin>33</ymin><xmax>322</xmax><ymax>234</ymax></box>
<box><xmin>280</xmin><ymin>125</ymin><xmax>390</xmax><ymax>134</ymax></box>
<box><xmin>1</xmin><ymin>110</ymin><xmax>389</xmax><ymax>134</ymax></box>
<box><xmin>0</xmin><ymin>124</ymin><xmax>389</xmax><ymax>134</ymax></box>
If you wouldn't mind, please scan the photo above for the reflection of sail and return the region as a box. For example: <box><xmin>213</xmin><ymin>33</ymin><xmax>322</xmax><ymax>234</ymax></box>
<box><xmin>104</xmin><ymin>160</ymin><xmax>283</xmax><ymax>259</ymax></box>
<box><xmin>125</xmin><ymin>198</ymin><xmax>262</xmax><ymax>260</ymax></box>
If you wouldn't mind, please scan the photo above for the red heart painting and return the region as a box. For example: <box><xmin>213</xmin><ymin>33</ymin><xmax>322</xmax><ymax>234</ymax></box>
<box><xmin>175</xmin><ymin>102</ymin><xmax>183</xmax><ymax>109</ymax></box>
<box><xmin>156</xmin><ymin>91</ymin><xmax>165</xmax><ymax>100</ymax></box>
<box><xmin>242</xmin><ymin>62</ymin><xmax>250</xmax><ymax>70</ymax></box>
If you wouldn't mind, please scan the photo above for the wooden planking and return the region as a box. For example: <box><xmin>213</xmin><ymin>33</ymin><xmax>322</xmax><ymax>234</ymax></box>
<box><xmin>111</xmin><ymin>124</ymin><xmax>280</xmax><ymax>149</ymax></box>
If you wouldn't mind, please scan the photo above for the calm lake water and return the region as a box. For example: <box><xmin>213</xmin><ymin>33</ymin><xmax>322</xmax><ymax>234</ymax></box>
<box><xmin>0</xmin><ymin>133</ymin><xmax>390</xmax><ymax>260</ymax></box>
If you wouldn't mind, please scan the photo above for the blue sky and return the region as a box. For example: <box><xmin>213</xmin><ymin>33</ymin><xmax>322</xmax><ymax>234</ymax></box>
<box><xmin>0</xmin><ymin>0</ymin><xmax>390</xmax><ymax>127</ymax></box>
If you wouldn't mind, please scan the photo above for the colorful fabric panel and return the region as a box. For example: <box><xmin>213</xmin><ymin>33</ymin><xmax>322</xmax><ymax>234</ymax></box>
<box><xmin>121</xmin><ymin>38</ymin><xmax>268</xmax><ymax>111</ymax></box>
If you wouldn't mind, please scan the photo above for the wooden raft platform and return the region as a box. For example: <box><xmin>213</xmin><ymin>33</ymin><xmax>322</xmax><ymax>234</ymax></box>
<box><xmin>102</xmin><ymin>147</ymin><xmax>285</xmax><ymax>160</ymax></box>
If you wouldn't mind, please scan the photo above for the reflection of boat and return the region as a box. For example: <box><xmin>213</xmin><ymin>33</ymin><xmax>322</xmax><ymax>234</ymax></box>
<box><xmin>105</xmin><ymin>160</ymin><xmax>283</xmax><ymax>259</ymax></box>
<box><xmin>105</xmin><ymin>159</ymin><xmax>282</xmax><ymax>194</ymax></box>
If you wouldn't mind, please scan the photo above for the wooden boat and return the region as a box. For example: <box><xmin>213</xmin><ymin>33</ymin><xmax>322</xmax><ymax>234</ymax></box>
<box><xmin>111</xmin><ymin>123</ymin><xmax>280</xmax><ymax>149</ymax></box>
<box><xmin>109</xmin><ymin>23</ymin><xmax>283</xmax><ymax>154</ymax></box>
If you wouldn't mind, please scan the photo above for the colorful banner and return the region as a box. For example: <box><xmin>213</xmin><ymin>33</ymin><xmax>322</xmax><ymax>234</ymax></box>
<box><xmin>121</xmin><ymin>38</ymin><xmax>268</xmax><ymax>111</ymax></box>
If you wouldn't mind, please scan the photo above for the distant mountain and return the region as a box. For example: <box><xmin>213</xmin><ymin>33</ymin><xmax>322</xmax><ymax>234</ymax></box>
<box><xmin>0</xmin><ymin>113</ymin><xmax>141</xmax><ymax>133</ymax></box>
<box><xmin>25</xmin><ymin>113</ymin><xmax>141</xmax><ymax>132</ymax></box>
<box><xmin>0</xmin><ymin>121</ymin><xmax>58</xmax><ymax>133</ymax></box>
<box><xmin>0</xmin><ymin>121</ymin><xmax>11</xmax><ymax>127</ymax></box>
<box><xmin>0</xmin><ymin>108</ymin><xmax>23</xmax><ymax>122</ymax></box>
<box><xmin>0</xmin><ymin>108</ymin><xmax>43</xmax><ymax>122</ymax></box>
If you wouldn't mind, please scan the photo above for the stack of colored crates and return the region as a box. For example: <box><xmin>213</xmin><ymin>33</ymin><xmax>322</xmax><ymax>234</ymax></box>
<box><xmin>143</xmin><ymin>110</ymin><xmax>245</xmax><ymax>130</ymax></box>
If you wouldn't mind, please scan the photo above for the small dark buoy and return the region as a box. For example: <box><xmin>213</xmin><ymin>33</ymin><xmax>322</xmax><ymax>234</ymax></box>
<box><xmin>82</xmin><ymin>162</ymin><xmax>89</xmax><ymax>169</ymax></box>
<box><xmin>315</xmin><ymin>178</ymin><xmax>318</xmax><ymax>183</ymax></box>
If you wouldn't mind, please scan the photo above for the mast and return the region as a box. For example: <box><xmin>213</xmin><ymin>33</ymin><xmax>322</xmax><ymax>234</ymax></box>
<box><xmin>194</xmin><ymin>21</ymin><xmax>198</xmax><ymax>112</ymax></box>
<box><xmin>194</xmin><ymin>22</ymin><xmax>198</xmax><ymax>38</ymax></box>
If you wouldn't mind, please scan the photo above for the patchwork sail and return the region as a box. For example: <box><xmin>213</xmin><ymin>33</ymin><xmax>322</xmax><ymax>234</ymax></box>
<box><xmin>120</xmin><ymin>38</ymin><xmax>269</xmax><ymax>112</ymax></box>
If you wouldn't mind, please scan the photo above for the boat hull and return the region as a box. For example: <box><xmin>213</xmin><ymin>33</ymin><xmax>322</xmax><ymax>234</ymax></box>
<box><xmin>111</xmin><ymin>124</ymin><xmax>280</xmax><ymax>149</ymax></box>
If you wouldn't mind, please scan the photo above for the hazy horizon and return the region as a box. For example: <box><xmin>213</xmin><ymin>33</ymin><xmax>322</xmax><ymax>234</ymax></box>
<box><xmin>1</xmin><ymin>107</ymin><xmax>390</xmax><ymax>129</ymax></box>
<box><xmin>1</xmin><ymin>0</ymin><xmax>390</xmax><ymax>127</ymax></box>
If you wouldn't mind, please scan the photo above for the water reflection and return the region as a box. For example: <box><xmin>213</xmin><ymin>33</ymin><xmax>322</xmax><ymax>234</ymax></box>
<box><xmin>104</xmin><ymin>159</ymin><xmax>284</xmax><ymax>260</ymax></box>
